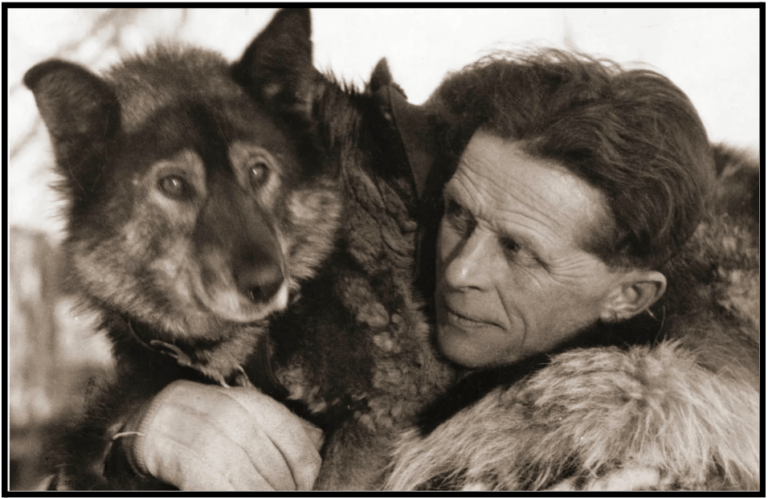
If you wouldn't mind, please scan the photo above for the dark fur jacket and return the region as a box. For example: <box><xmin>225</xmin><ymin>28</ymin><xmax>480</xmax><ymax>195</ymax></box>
<box><xmin>380</xmin><ymin>92</ymin><xmax>761</xmax><ymax>492</ymax></box>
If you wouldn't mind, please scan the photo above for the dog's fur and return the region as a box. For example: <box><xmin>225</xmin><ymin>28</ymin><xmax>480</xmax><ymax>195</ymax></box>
<box><xmin>384</xmin><ymin>146</ymin><xmax>760</xmax><ymax>491</ymax></box>
<box><xmin>28</xmin><ymin>8</ymin><xmax>759</xmax><ymax>491</ymax></box>
<box><xmin>25</xmin><ymin>9</ymin><xmax>337</xmax><ymax>489</ymax></box>
<box><xmin>28</xmin><ymin>9</ymin><xmax>454</xmax><ymax>490</ymax></box>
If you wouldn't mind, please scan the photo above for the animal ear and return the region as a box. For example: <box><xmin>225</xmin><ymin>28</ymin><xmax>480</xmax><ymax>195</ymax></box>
<box><xmin>369</xmin><ymin>58</ymin><xmax>394</xmax><ymax>92</ymax></box>
<box><xmin>24</xmin><ymin>59</ymin><xmax>120</xmax><ymax>192</ymax></box>
<box><xmin>369</xmin><ymin>58</ymin><xmax>408</xmax><ymax>100</ymax></box>
<box><xmin>232</xmin><ymin>8</ymin><xmax>318</xmax><ymax>111</ymax></box>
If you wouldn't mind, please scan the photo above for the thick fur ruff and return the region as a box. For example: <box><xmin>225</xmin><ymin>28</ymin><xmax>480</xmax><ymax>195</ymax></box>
<box><xmin>29</xmin><ymin>8</ymin><xmax>758</xmax><ymax>490</ymax></box>
<box><xmin>387</xmin><ymin>341</ymin><xmax>758</xmax><ymax>490</ymax></box>
<box><xmin>385</xmin><ymin>146</ymin><xmax>760</xmax><ymax>491</ymax></box>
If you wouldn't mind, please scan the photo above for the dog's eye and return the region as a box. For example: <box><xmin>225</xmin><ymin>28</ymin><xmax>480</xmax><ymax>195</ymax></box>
<box><xmin>159</xmin><ymin>175</ymin><xmax>191</xmax><ymax>199</ymax></box>
<box><xmin>248</xmin><ymin>162</ymin><xmax>270</xmax><ymax>191</ymax></box>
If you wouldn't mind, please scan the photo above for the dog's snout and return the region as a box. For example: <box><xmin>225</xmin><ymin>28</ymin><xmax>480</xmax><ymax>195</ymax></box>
<box><xmin>235</xmin><ymin>252</ymin><xmax>284</xmax><ymax>303</ymax></box>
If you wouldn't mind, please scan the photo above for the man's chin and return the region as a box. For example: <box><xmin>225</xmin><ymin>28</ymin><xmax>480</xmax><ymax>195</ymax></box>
<box><xmin>436</xmin><ymin>321</ymin><xmax>490</xmax><ymax>369</ymax></box>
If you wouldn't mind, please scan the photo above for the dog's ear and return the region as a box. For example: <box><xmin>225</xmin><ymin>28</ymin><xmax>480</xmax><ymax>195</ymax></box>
<box><xmin>24</xmin><ymin>60</ymin><xmax>120</xmax><ymax>194</ymax></box>
<box><xmin>232</xmin><ymin>8</ymin><xmax>318</xmax><ymax>112</ymax></box>
<box><xmin>369</xmin><ymin>58</ymin><xmax>394</xmax><ymax>93</ymax></box>
<box><xmin>369</xmin><ymin>58</ymin><xmax>407</xmax><ymax>101</ymax></box>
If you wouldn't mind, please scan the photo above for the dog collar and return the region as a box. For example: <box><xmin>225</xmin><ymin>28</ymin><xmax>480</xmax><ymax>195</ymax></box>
<box><xmin>125</xmin><ymin>319</ymin><xmax>195</xmax><ymax>367</ymax></box>
<box><xmin>124</xmin><ymin>318</ymin><xmax>252</xmax><ymax>388</ymax></box>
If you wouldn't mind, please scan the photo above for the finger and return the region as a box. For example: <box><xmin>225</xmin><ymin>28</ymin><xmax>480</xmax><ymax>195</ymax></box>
<box><xmin>222</xmin><ymin>388</ymin><xmax>324</xmax><ymax>490</ymax></box>
<box><xmin>139</xmin><ymin>382</ymin><xmax>292</xmax><ymax>490</ymax></box>
<box><xmin>143</xmin><ymin>398</ymin><xmax>279</xmax><ymax>490</ymax></box>
<box><xmin>204</xmin><ymin>395</ymin><xmax>299</xmax><ymax>490</ymax></box>
<box><xmin>148</xmin><ymin>429</ymin><xmax>240</xmax><ymax>491</ymax></box>
<box><xmin>165</xmin><ymin>382</ymin><xmax>297</xmax><ymax>490</ymax></box>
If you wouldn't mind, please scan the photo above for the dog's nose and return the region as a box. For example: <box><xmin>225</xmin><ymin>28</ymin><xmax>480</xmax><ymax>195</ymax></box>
<box><xmin>236</xmin><ymin>255</ymin><xmax>284</xmax><ymax>303</ymax></box>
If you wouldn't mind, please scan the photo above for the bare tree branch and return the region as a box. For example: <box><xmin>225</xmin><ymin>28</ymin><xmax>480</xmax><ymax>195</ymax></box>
<box><xmin>10</xmin><ymin>119</ymin><xmax>42</xmax><ymax>161</ymax></box>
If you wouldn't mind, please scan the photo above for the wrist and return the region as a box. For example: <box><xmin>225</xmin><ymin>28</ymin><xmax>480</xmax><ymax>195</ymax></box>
<box><xmin>103</xmin><ymin>384</ymin><xmax>179</xmax><ymax>487</ymax></box>
<box><xmin>102</xmin><ymin>430</ymin><xmax>146</xmax><ymax>488</ymax></box>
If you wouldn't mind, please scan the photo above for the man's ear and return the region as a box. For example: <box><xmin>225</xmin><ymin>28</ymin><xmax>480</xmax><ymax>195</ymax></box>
<box><xmin>599</xmin><ymin>271</ymin><xmax>667</xmax><ymax>322</ymax></box>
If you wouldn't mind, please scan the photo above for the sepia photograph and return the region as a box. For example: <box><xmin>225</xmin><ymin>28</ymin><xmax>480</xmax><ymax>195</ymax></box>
<box><xmin>7</xmin><ymin>7</ymin><xmax>761</xmax><ymax>491</ymax></box>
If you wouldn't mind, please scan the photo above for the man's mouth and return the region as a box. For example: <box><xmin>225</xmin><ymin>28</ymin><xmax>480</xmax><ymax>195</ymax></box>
<box><xmin>440</xmin><ymin>299</ymin><xmax>497</xmax><ymax>329</ymax></box>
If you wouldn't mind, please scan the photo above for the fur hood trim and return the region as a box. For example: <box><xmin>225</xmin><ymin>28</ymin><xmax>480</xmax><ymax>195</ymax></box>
<box><xmin>386</xmin><ymin>340</ymin><xmax>759</xmax><ymax>491</ymax></box>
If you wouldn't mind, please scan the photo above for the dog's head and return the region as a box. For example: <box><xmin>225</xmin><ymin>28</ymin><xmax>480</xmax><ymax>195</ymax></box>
<box><xmin>25</xmin><ymin>9</ymin><xmax>342</xmax><ymax>343</ymax></box>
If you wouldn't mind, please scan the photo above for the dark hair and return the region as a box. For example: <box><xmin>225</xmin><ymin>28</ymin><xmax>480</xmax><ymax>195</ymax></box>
<box><xmin>422</xmin><ymin>49</ymin><xmax>714</xmax><ymax>270</ymax></box>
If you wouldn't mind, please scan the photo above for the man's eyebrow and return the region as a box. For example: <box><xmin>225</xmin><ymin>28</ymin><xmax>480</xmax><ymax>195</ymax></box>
<box><xmin>443</xmin><ymin>181</ymin><xmax>481</xmax><ymax>210</ymax></box>
<box><xmin>493</xmin><ymin>211</ymin><xmax>553</xmax><ymax>264</ymax></box>
<box><xmin>498</xmin><ymin>225</ymin><xmax>542</xmax><ymax>253</ymax></box>
<box><xmin>444</xmin><ymin>181</ymin><xmax>549</xmax><ymax>263</ymax></box>
<box><xmin>502</xmin><ymin>229</ymin><xmax>551</xmax><ymax>269</ymax></box>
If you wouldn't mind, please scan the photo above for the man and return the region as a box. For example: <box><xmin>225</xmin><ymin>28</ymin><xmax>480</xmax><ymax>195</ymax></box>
<box><xmin>97</xmin><ymin>50</ymin><xmax>760</xmax><ymax>490</ymax></box>
<box><xmin>383</xmin><ymin>50</ymin><xmax>759</xmax><ymax>490</ymax></box>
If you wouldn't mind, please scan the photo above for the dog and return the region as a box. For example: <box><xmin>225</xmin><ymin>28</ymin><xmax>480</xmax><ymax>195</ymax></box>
<box><xmin>34</xmin><ymin>9</ymin><xmax>756</xmax><ymax>491</ymax></box>
<box><xmin>27</xmin><ymin>9</ymin><xmax>453</xmax><ymax>490</ymax></box>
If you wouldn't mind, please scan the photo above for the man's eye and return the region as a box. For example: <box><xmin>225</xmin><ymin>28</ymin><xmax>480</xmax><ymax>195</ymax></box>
<box><xmin>500</xmin><ymin>237</ymin><xmax>543</xmax><ymax>268</ymax></box>
<box><xmin>500</xmin><ymin>237</ymin><xmax>520</xmax><ymax>255</ymax></box>
<box><xmin>159</xmin><ymin>175</ymin><xmax>192</xmax><ymax>200</ymax></box>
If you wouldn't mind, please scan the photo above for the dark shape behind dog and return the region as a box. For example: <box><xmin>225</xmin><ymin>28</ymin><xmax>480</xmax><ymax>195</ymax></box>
<box><xmin>27</xmin><ymin>9</ymin><xmax>454</xmax><ymax>490</ymax></box>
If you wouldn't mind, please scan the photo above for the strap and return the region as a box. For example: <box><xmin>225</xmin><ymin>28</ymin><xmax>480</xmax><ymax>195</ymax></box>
<box><xmin>375</xmin><ymin>84</ymin><xmax>435</xmax><ymax>200</ymax></box>
<box><xmin>123</xmin><ymin>318</ymin><xmax>243</xmax><ymax>388</ymax></box>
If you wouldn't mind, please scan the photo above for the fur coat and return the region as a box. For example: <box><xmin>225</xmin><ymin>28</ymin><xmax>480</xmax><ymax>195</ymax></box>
<box><xmin>383</xmin><ymin>144</ymin><xmax>760</xmax><ymax>491</ymax></box>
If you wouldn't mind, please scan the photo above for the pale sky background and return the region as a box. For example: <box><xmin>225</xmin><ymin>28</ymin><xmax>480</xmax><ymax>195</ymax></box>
<box><xmin>7</xmin><ymin>7</ymin><xmax>762</xmax><ymax>236</ymax></box>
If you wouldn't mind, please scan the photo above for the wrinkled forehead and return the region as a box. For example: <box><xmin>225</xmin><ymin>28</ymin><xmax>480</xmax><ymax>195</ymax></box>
<box><xmin>450</xmin><ymin>131</ymin><xmax>614</xmax><ymax>251</ymax></box>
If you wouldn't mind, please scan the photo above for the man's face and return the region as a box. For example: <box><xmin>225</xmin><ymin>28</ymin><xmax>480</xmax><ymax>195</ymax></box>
<box><xmin>435</xmin><ymin>131</ymin><xmax>629</xmax><ymax>368</ymax></box>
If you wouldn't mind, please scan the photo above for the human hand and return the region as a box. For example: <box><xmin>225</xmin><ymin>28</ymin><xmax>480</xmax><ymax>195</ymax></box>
<box><xmin>113</xmin><ymin>379</ymin><xmax>324</xmax><ymax>491</ymax></box>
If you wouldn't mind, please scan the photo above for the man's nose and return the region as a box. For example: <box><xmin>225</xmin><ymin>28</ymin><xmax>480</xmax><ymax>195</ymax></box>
<box><xmin>443</xmin><ymin>230</ymin><xmax>494</xmax><ymax>290</ymax></box>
